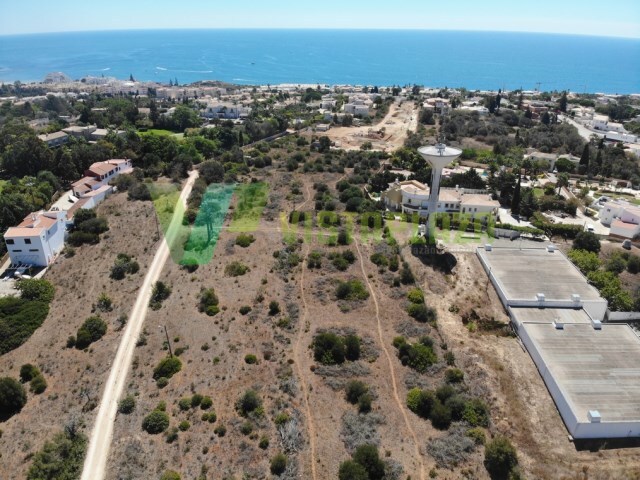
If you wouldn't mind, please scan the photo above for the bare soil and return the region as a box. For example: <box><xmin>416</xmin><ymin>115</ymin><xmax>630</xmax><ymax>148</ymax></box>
<box><xmin>0</xmin><ymin>193</ymin><xmax>159</xmax><ymax>479</ymax></box>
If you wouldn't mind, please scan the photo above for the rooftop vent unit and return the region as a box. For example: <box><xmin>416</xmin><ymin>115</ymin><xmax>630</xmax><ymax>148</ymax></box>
<box><xmin>547</xmin><ymin>245</ymin><xmax>556</xmax><ymax>253</ymax></box>
<box><xmin>571</xmin><ymin>294</ymin><xmax>581</xmax><ymax>304</ymax></box>
<box><xmin>591</xmin><ymin>318</ymin><xmax>602</xmax><ymax>330</ymax></box>
<box><xmin>588</xmin><ymin>410</ymin><xmax>602</xmax><ymax>423</ymax></box>
<box><xmin>537</xmin><ymin>293</ymin><xmax>546</xmax><ymax>303</ymax></box>
<box><xmin>553</xmin><ymin>318</ymin><xmax>564</xmax><ymax>330</ymax></box>
<box><xmin>484</xmin><ymin>244</ymin><xmax>493</xmax><ymax>252</ymax></box>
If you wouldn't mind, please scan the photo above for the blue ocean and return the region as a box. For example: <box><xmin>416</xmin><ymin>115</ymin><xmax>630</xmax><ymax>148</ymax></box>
<box><xmin>0</xmin><ymin>29</ymin><xmax>638</xmax><ymax>93</ymax></box>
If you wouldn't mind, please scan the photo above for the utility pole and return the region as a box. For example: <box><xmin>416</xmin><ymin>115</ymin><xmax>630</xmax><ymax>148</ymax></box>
<box><xmin>160</xmin><ymin>325</ymin><xmax>173</xmax><ymax>357</ymax></box>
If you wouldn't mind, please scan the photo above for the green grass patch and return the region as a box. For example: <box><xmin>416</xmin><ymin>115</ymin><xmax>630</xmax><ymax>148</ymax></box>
<box><xmin>229</xmin><ymin>182</ymin><xmax>269</xmax><ymax>233</ymax></box>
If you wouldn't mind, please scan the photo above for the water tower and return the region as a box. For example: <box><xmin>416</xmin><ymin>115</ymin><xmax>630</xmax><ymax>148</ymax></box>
<box><xmin>417</xmin><ymin>142</ymin><xmax>462</xmax><ymax>237</ymax></box>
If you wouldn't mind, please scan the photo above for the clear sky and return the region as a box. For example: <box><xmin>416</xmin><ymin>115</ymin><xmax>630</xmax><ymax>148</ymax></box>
<box><xmin>1</xmin><ymin>0</ymin><xmax>639</xmax><ymax>38</ymax></box>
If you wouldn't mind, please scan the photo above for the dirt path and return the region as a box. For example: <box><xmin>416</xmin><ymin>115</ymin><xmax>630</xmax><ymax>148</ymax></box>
<box><xmin>290</xmin><ymin>183</ymin><xmax>318</xmax><ymax>480</ymax></box>
<box><xmin>80</xmin><ymin>171</ymin><xmax>199</xmax><ymax>480</ymax></box>
<box><xmin>354</xmin><ymin>238</ymin><xmax>426</xmax><ymax>480</ymax></box>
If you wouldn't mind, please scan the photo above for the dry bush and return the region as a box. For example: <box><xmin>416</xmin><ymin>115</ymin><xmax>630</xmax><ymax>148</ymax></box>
<box><xmin>340</xmin><ymin>412</ymin><xmax>385</xmax><ymax>453</ymax></box>
<box><xmin>427</xmin><ymin>425</ymin><xmax>477</xmax><ymax>469</ymax></box>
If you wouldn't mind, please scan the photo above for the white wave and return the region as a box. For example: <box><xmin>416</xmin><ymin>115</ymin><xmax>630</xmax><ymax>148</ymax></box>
<box><xmin>156</xmin><ymin>66</ymin><xmax>168</xmax><ymax>71</ymax></box>
<box><xmin>100</xmin><ymin>67</ymin><xmax>111</xmax><ymax>71</ymax></box>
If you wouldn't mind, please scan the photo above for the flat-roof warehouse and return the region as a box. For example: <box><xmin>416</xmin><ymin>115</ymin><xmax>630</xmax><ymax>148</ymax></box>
<box><xmin>477</xmin><ymin>247</ymin><xmax>640</xmax><ymax>439</ymax></box>
<box><xmin>477</xmin><ymin>246</ymin><xmax>607</xmax><ymax>320</ymax></box>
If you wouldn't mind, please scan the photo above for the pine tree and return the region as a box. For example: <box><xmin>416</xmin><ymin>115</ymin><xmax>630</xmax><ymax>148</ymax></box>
<box><xmin>558</xmin><ymin>91</ymin><xmax>568</xmax><ymax>113</ymax></box>
<box><xmin>129</xmin><ymin>73</ymin><xmax>135</xmax><ymax>82</ymax></box>
<box><xmin>579</xmin><ymin>144</ymin><xmax>590</xmax><ymax>167</ymax></box>
<box><xmin>511</xmin><ymin>171</ymin><xmax>522</xmax><ymax>216</ymax></box>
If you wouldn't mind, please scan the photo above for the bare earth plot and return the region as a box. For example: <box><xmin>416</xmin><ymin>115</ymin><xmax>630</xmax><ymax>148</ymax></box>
<box><xmin>0</xmin><ymin>193</ymin><xmax>159</xmax><ymax>479</ymax></box>
<box><xmin>321</xmin><ymin>101</ymin><xmax>419</xmax><ymax>151</ymax></box>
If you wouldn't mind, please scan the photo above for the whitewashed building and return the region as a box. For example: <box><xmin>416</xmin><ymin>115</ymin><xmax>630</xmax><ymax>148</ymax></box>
<box><xmin>4</xmin><ymin>210</ymin><xmax>67</xmax><ymax>267</ymax></box>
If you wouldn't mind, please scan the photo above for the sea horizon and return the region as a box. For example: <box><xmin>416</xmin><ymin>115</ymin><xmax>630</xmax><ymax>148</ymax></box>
<box><xmin>1</xmin><ymin>29</ymin><xmax>639</xmax><ymax>94</ymax></box>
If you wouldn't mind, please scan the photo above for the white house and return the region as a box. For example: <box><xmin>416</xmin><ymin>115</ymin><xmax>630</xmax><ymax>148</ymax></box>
<box><xmin>381</xmin><ymin>180</ymin><xmax>500</xmax><ymax>220</ymax></box>
<box><xmin>599</xmin><ymin>201</ymin><xmax>640</xmax><ymax>239</ymax></box>
<box><xmin>71</xmin><ymin>159</ymin><xmax>132</xmax><ymax>197</ymax></box>
<box><xmin>343</xmin><ymin>103</ymin><xmax>370</xmax><ymax>117</ymax></box>
<box><xmin>202</xmin><ymin>102</ymin><xmax>251</xmax><ymax>120</ymax></box>
<box><xmin>4</xmin><ymin>210</ymin><xmax>67</xmax><ymax>267</ymax></box>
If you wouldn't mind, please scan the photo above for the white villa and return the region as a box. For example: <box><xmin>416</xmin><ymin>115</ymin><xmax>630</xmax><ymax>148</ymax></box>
<box><xmin>599</xmin><ymin>201</ymin><xmax>640</xmax><ymax>239</ymax></box>
<box><xmin>4</xmin><ymin>210</ymin><xmax>67</xmax><ymax>267</ymax></box>
<box><xmin>381</xmin><ymin>179</ymin><xmax>500</xmax><ymax>220</ymax></box>
<box><xmin>71</xmin><ymin>159</ymin><xmax>132</xmax><ymax>197</ymax></box>
<box><xmin>202</xmin><ymin>102</ymin><xmax>252</xmax><ymax>120</ymax></box>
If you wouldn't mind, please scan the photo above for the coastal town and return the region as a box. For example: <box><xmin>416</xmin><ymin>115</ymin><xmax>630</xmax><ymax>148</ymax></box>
<box><xmin>0</xmin><ymin>70</ymin><xmax>639</xmax><ymax>480</ymax></box>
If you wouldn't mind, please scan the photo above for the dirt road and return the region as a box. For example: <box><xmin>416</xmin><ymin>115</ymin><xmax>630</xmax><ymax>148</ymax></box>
<box><xmin>80</xmin><ymin>171</ymin><xmax>199</xmax><ymax>480</ymax></box>
<box><xmin>324</xmin><ymin>101</ymin><xmax>419</xmax><ymax>151</ymax></box>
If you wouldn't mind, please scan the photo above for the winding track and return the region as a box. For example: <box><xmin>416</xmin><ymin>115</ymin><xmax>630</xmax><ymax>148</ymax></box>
<box><xmin>354</xmin><ymin>238</ymin><xmax>426</xmax><ymax>480</ymax></box>
<box><xmin>291</xmin><ymin>182</ymin><xmax>319</xmax><ymax>480</ymax></box>
<box><xmin>80</xmin><ymin>171</ymin><xmax>198</xmax><ymax>480</ymax></box>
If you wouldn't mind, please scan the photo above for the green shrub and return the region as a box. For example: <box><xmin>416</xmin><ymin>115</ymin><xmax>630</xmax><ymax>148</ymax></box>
<box><xmin>344</xmin><ymin>334</ymin><xmax>361</xmax><ymax>361</ymax></box>
<box><xmin>26</xmin><ymin>430</ymin><xmax>87</xmax><ymax>480</ymax></box>
<box><xmin>190</xmin><ymin>393</ymin><xmax>203</xmax><ymax>407</ymax></box>
<box><xmin>435</xmin><ymin>384</ymin><xmax>456</xmax><ymax>403</ymax></box>
<box><xmin>259</xmin><ymin>436</ymin><xmax>270</xmax><ymax>449</ymax></box>
<box><xmin>198</xmin><ymin>288</ymin><xmax>219</xmax><ymax>316</ymax></box>
<box><xmin>268</xmin><ymin>301</ymin><xmax>281</xmax><ymax>315</ymax></box>
<box><xmin>165</xmin><ymin>427</ymin><xmax>179</xmax><ymax>444</ymax></box>
<box><xmin>274</xmin><ymin>412</ymin><xmax>290</xmax><ymax>426</ymax></box>
<box><xmin>445</xmin><ymin>368</ymin><xmax>465</xmax><ymax>383</ymax></box>
<box><xmin>339</xmin><ymin>460</ymin><xmax>369</xmax><ymax>480</ymax></box>
<box><xmin>572</xmin><ymin>231</ymin><xmax>601</xmax><ymax>253</ymax></box>
<box><xmin>240</xmin><ymin>421</ymin><xmax>253</xmax><ymax>435</ymax></box>
<box><xmin>358</xmin><ymin>393</ymin><xmax>373</xmax><ymax>413</ymax></box>
<box><xmin>236</xmin><ymin>389</ymin><xmax>262</xmax><ymax>417</ymax></box>
<box><xmin>75</xmin><ymin>316</ymin><xmax>107</xmax><ymax>349</ymax></box>
<box><xmin>406</xmin><ymin>388</ymin><xmax>436</xmax><ymax>419</ymax></box>
<box><xmin>484</xmin><ymin>436</ymin><xmax>518</xmax><ymax>479</ymax></box>
<box><xmin>142</xmin><ymin>410</ymin><xmax>170</xmax><ymax>434</ymax></box>
<box><xmin>150</xmin><ymin>281</ymin><xmax>171</xmax><ymax>310</ymax></box>
<box><xmin>235</xmin><ymin>233</ymin><xmax>256</xmax><ymax>248</ymax></box>
<box><xmin>0</xmin><ymin>297</ymin><xmax>50</xmax><ymax>354</ymax></box>
<box><xmin>29</xmin><ymin>375</ymin><xmax>47</xmax><ymax>394</ymax></box>
<box><xmin>16</xmin><ymin>279</ymin><xmax>55</xmax><ymax>302</ymax></box>
<box><xmin>200</xmin><ymin>396</ymin><xmax>213</xmax><ymax>409</ymax></box>
<box><xmin>118</xmin><ymin>395</ymin><xmax>136</xmax><ymax>414</ymax></box>
<box><xmin>239</xmin><ymin>305</ymin><xmax>252</xmax><ymax>315</ymax></box>
<box><xmin>225</xmin><ymin>261</ymin><xmax>249</xmax><ymax>276</ymax></box>
<box><xmin>152</xmin><ymin>356</ymin><xmax>182</xmax><ymax>380</ymax></box>
<box><xmin>19</xmin><ymin>364</ymin><xmax>40</xmax><ymax>383</ymax></box>
<box><xmin>178</xmin><ymin>398</ymin><xmax>191</xmax><ymax>411</ymax></box>
<box><xmin>352</xmin><ymin>444</ymin><xmax>385</xmax><ymax>480</ymax></box>
<box><xmin>156</xmin><ymin>377</ymin><xmax>169</xmax><ymax>388</ymax></box>
<box><xmin>178</xmin><ymin>420</ymin><xmax>190</xmax><ymax>431</ymax></box>
<box><xmin>335</xmin><ymin>279</ymin><xmax>369</xmax><ymax>301</ymax></box>
<box><xmin>0</xmin><ymin>377</ymin><xmax>27</xmax><ymax>418</ymax></box>
<box><xmin>214</xmin><ymin>424</ymin><xmax>226</xmax><ymax>436</ymax></box>
<box><xmin>568</xmin><ymin>249</ymin><xmax>601</xmax><ymax>274</ymax></box>
<box><xmin>244</xmin><ymin>354</ymin><xmax>258</xmax><ymax>364</ymax></box>
<box><xmin>430</xmin><ymin>400</ymin><xmax>452</xmax><ymax>430</ymax></box>
<box><xmin>627</xmin><ymin>255</ymin><xmax>640</xmax><ymax>274</ymax></box>
<box><xmin>407</xmin><ymin>288</ymin><xmax>424</xmax><ymax>304</ymax></box>
<box><xmin>307</xmin><ymin>251</ymin><xmax>323</xmax><ymax>269</ymax></box>
<box><xmin>270</xmin><ymin>453</ymin><xmax>288</xmax><ymax>475</ymax></box>
<box><xmin>160</xmin><ymin>471</ymin><xmax>181</xmax><ymax>480</ymax></box>
<box><xmin>445</xmin><ymin>395</ymin><xmax>467</xmax><ymax>421</ymax></box>
<box><xmin>396</xmin><ymin>339</ymin><xmax>437</xmax><ymax>373</ymax></box>
<box><xmin>444</xmin><ymin>351</ymin><xmax>456</xmax><ymax>366</ymax></box>
<box><xmin>207</xmin><ymin>411</ymin><xmax>217</xmax><ymax>423</ymax></box>
<box><xmin>370</xmin><ymin>253</ymin><xmax>388</xmax><ymax>267</ymax></box>
<box><xmin>314</xmin><ymin>332</ymin><xmax>345</xmax><ymax>365</ymax></box>
<box><xmin>407</xmin><ymin>303</ymin><xmax>437</xmax><ymax>323</ymax></box>
<box><xmin>345</xmin><ymin>381</ymin><xmax>369</xmax><ymax>404</ymax></box>
<box><xmin>463</xmin><ymin>398</ymin><xmax>490</xmax><ymax>427</ymax></box>
<box><xmin>466</xmin><ymin>427</ymin><xmax>486</xmax><ymax>445</ymax></box>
